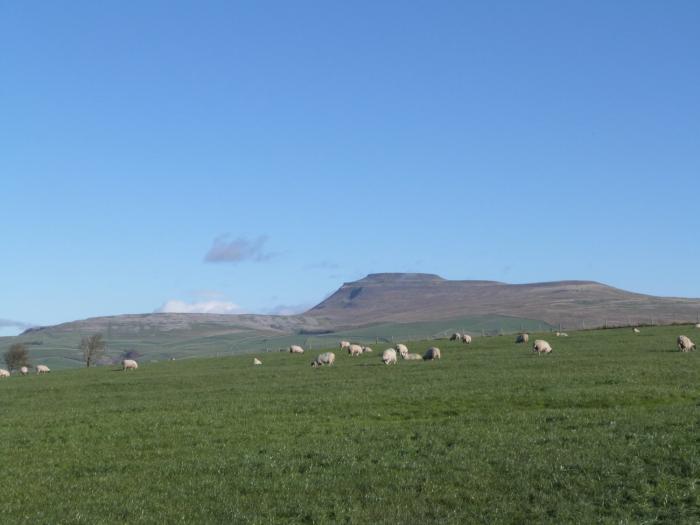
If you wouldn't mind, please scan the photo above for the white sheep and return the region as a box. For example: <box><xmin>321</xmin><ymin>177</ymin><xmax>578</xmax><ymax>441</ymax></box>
<box><xmin>677</xmin><ymin>335</ymin><xmax>696</xmax><ymax>352</ymax></box>
<box><xmin>20</xmin><ymin>366</ymin><xmax>29</xmax><ymax>376</ymax></box>
<box><xmin>515</xmin><ymin>333</ymin><xmax>529</xmax><ymax>344</ymax></box>
<box><xmin>395</xmin><ymin>344</ymin><xmax>409</xmax><ymax>357</ymax></box>
<box><xmin>461</xmin><ymin>334</ymin><xmax>472</xmax><ymax>344</ymax></box>
<box><xmin>122</xmin><ymin>359</ymin><xmax>138</xmax><ymax>371</ymax></box>
<box><xmin>423</xmin><ymin>347</ymin><xmax>441</xmax><ymax>360</ymax></box>
<box><xmin>555</xmin><ymin>332</ymin><xmax>568</xmax><ymax>337</ymax></box>
<box><xmin>339</xmin><ymin>341</ymin><xmax>351</xmax><ymax>351</ymax></box>
<box><xmin>253</xmin><ymin>358</ymin><xmax>262</xmax><ymax>365</ymax></box>
<box><xmin>532</xmin><ymin>340</ymin><xmax>552</xmax><ymax>355</ymax></box>
<box><xmin>311</xmin><ymin>352</ymin><xmax>336</xmax><ymax>368</ymax></box>
<box><xmin>348</xmin><ymin>344</ymin><xmax>363</xmax><ymax>357</ymax></box>
<box><xmin>382</xmin><ymin>349</ymin><xmax>398</xmax><ymax>365</ymax></box>
<box><xmin>289</xmin><ymin>345</ymin><xmax>304</xmax><ymax>354</ymax></box>
<box><xmin>361</xmin><ymin>346</ymin><xmax>373</xmax><ymax>353</ymax></box>
<box><xmin>36</xmin><ymin>365</ymin><xmax>50</xmax><ymax>374</ymax></box>
<box><xmin>0</xmin><ymin>369</ymin><xmax>10</xmax><ymax>378</ymax></box>
<box><xmin>633</xmin><ymin>328</ymin><xmax>640</xmax><ymax>334</ymax></box>
<box><xmin>696</xmin><ymin>323</ymin><xmax>700</xmax><ymax>329</ymax></box>
<box><xmin>449</xmin><ymin>333</ymin><xmax>462</xmax><ymax>341</ymax></box>
<box><xmin>401</xmin><ymin>352</ymin><xmax>423</xmax><ymax>361</ymax></box>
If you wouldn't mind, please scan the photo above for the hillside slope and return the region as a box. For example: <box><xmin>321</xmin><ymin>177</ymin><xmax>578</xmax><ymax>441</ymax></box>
<box><xmin>4</xmin><ymin>273</ymin><xmax>700</xmax><ymax>367</ymax></box>
<box><xmin>21</xmin><ymin>312</ymin><xmax>331</xmax><ymax>336</ymax></box>
<box><xmin>306</xmin><ymin>273</ymin><xmax>700</xmax><ymax>328</ymax></box>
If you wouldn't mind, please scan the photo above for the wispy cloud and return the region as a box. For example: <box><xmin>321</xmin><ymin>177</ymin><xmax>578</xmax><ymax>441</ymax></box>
<box><xmin>0</xmin><ymin>318</ymin><xmax>34</xmax><ymax>337</ymax></box>
<box><xmin>0</xmin><ymin>318</ymin><xmax>33</xmax><ymax>330</ymax></box>
<box><xmin>204</xmin><ymin>235</ymin><xmax>274</xmax><ymax>263</ymax></box>
<box><xmin>154</xmin><ymin>300</ymin><xmax>245</xmax><ymax>315</ymax></box>
<box><xmin>261</xmin><ymin>303</ymin><xmax>314</xmax><ymax>316</ymax></box>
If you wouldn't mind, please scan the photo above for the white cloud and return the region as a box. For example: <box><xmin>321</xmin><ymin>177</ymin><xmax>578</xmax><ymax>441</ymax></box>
<box><xmin>155</xmin><ymin>299</ymin><xmax>245</xmax><ymax>315</ymax></box>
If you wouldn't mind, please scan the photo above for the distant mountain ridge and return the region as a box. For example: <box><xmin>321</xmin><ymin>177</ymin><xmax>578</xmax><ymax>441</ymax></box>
<box><xmin>7</xmin><ymin>273</ymin><xmax>700</xmax><ymax>368</ymax></box>
<box><xmin>23</xmin><ymin>312</ymin><xmax>330</xmax><ymax>336</ymax></box>
<box><xmin>305</xmin><ymin>273</ymin><xmax>700</xmax><ymax>328</ymax></box>
<box><xmin>21</xmin><ymin>273</ymin><xmax>700</xmax><ymax>337</ymax></box>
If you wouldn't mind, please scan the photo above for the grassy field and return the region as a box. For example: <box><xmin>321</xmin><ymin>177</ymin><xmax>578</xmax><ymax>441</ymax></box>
<box><xmin>0</xmin><ymin>315</ymin><xmax>553</xmax><ymax>369</ymax></box>
<box><xmin>1</xmin><ymin>324</ymin><xmax>699</xmax><ymax>523</ymax></box>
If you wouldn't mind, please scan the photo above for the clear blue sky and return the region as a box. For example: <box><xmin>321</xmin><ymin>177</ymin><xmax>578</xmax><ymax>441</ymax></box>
<box><xmin>2</xmin><ymin>1</ymin><xmax>699</xmax><ymax>334</ymax></box>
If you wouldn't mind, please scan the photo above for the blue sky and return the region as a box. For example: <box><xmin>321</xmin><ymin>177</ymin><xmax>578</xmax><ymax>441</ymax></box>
<box><xmin>2</xmin><ymin>1</ymin><xmax>699</xmax><ymax>334</ymax></box>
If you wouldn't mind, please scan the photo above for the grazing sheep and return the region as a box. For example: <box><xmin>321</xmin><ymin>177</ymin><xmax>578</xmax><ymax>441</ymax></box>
<box><xmin>532</xmin><ymin>340</ymin><xmax>552</xmax><ymax>355</ymax></box>
<box><xmin>253</xmin><ymin>358</ymin><xmax>262</xmax><ymax>365</ymax></box>
<box><xmin>382</xmin><ymin>349</ymin><xmax>398</xmax><ymax>365</ymax></box>
<box><xmin>461</xmin><ymin>334</ymin><xmax>472</xmax><ymax>344</ymax></box>
<box><xmin>696</xmin><ymin>324</ymin><xmax>700</xmax><ymax>329</ymax></box>
<box><xmin>0</xmin><ymin>369</ymin><xmax>10</xmax><ymax>378</ymax></box>
<box><xmin>515</xmin><ymin>333</ymin><xmax>529</xmax><ymax>344</ymax></box>
<box><xmin>395</xmin><ymin>344</ymin><xmax>409</xmax><ymax>357</ymax></box>
<box><xmin>555</xmin><ymin>332</ymin><xmax>568</xmax><ymax>337</ymax></box>
<box><xmin>20</xmin><ymin>366</ymin><xmax>29</xmax><ymax>376</ymax></box>
<box><xmin>677</xmin><ymin>335</ymin><xmax>696</xmax><ymax>353</ymax></box>
<box><xmin>633</xmin><ymin>328</ymin><xmax>640</xmax><ymax>334</ymax></box>
<box><xmin>311</xmin><ymin>352</ymin><xmax>336</xmax><ymax>368</ymax></box>
<box><xmin>289</xmin><ymin>345</ymin><xmax>304</xmax><ymax>354</ymax></box>
<box><xmin>339</xmin><ymin>341</ymin><xmax>351</xmax><ymax>351</ymax></box>
<box><xmin>122</xmin><ymin>359</ymin><xmax>138</xmax><ymax>371</ymax></box>
<box><xmin>36</xmin><ymin>365</ymin><xmax>50</xmax><ymax>374</ymax></box>
<box><xmin>423</xmin><ymin>347</ymin><xmax>441</xmax><ymax>360</ymax></box>
<box><xmin>361</xmin><ymin>346</ymin><xmax>373</xmax><ymax>353</ymax></box>
<box><xmin>348</xmin><ymin>344</ymin><xmax>363</xmax><ymax>357</ymax></box>
<box><xmin>401</xmin><ymin>352</ymin><xmax>423</xmax><ymax>361</ymax></box>
<box><xmin>449</xmin><ymin>333</ymin><xmax>462</xmax><ymax>341</ymax></box>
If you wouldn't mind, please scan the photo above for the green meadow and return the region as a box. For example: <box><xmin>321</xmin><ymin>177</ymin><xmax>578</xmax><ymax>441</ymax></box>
<box><xmin>1</xmin><ymin>325</ymin><xmax>698</xmax><ymax>523</ymax></box>
<box><xmin>0</xmin><ymin>315</ymin><xmax>553</xmax><ymax>369</ymax></box>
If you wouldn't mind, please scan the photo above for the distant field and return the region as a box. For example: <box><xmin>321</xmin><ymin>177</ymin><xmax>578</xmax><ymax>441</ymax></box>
<box><xmin>1</xmin><ymin>325</ymin><xmax>698</xmax><ymax>523</ymax></box>
<box><xmin>311</xmin><ymin>314</ymin><xmax>553</xmax><ymax>343</ymax></box>
<box><xmin>0</xmin><ymin>315</ymin><xmax>554</xmax><ymax>369</ymax></box>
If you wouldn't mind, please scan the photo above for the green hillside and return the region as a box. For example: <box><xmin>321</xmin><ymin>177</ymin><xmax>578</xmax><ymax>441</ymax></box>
<box><xmin>0</xmin><ymin>315</ymin><xmax>553</xmax><ymax>369</ymax></box>
<box><xmin>0</xmin><ymin>325</ymin><xmax>698</xmax><ymax>523</ymax></box>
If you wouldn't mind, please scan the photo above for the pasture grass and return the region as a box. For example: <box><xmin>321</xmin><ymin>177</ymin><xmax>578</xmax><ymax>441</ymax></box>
<box><xmin>0</xmin><ymin>315</ymin><xmax>553</xmax><ymax>369</ymax></box>
<box><xmin>0</xmin><ymin>325</ymin><xmax>699</xmax><ymax>523</ymax></box>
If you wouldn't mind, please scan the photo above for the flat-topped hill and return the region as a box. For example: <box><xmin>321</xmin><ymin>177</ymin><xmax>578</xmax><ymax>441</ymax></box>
<box><xmin>307</xmin><ymin>273</ymin><xmax>700</xmax><ymax>328</ymax></box>
<box><xmin>5</xmin><ymin>273</ymin><xmax>700</xmax><ymax>366</ymax></box>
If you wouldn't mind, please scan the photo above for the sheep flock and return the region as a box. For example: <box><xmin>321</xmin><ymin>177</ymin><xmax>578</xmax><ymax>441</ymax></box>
<box><xmin>1</xmin><ymin>327</ymin><xmax>697</xmax><ymax>380</ymax></box>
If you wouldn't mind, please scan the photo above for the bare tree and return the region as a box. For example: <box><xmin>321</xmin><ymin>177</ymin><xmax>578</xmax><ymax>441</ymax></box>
<box><xmin>80</xmin><ymin>334</ymin><xmax>106</xmax><ymax>368</ymax></box>
<box><xmin>4</xmin><ymin>343</ymin><xmax>30</xmax><ymax>371</ymax></box>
